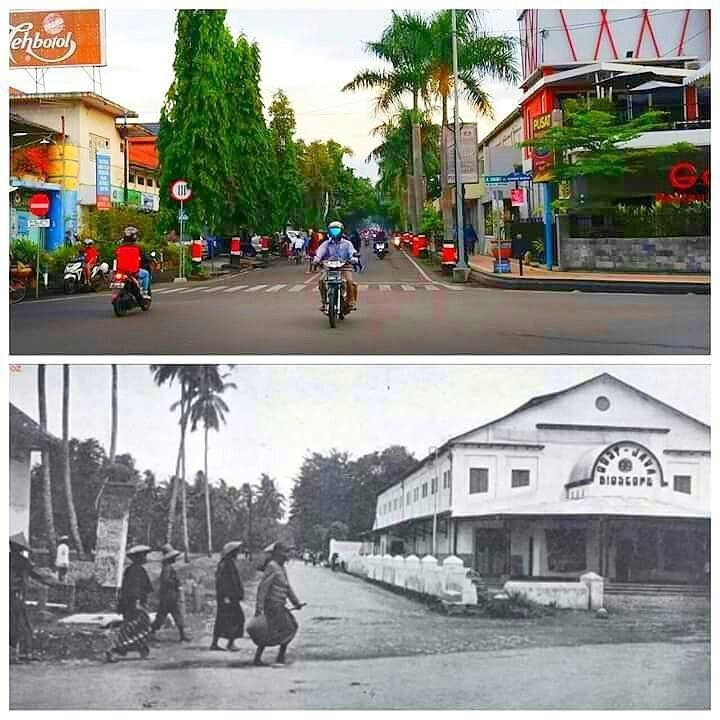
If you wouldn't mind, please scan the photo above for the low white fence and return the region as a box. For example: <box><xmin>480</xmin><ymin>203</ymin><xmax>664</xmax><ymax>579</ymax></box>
<box><xmin>347</xmin><ymin>553</ymin><xmax>478</xmax><ymax>605</ymax></box>
<box><xmin>504</xmin><ymin>572</ymin><xmax>604</xmax><ymax>610</ymax></box>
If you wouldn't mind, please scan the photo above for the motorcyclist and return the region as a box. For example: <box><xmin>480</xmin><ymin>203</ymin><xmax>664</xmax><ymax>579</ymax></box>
<box><xmin>115</xmin><ymin>226</ymin><xmax>151</xmax><ymax>298</ymax></box>
<box><xmin>314</xmin><ymin>220</ymin><xmax>359</xmax><ymax>313</ymax></box>
<box><xmin>81</xmin><ymin>238</ymin><xmax>98</xmax><ymax>285</ymax></box>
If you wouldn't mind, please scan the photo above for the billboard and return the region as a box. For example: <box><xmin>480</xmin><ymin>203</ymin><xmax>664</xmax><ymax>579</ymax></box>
<box><xmin>9</xmin><ymin>10</ymin><xmax>106</xmax><ymax>68</ymax></box>
<box><xmin>445</xmin><ymin>123</ymin><xmax>479</xmax><ymax>185</ymax></box>
<box><xmin>530</xmin><ymin>109</ymin><xmax>562</xmax><ymax>181</ymax></box>
<box><xmin>95</xmin><ymin>152</ymin><xmax>111</xmax><ymax>210</ymax></box>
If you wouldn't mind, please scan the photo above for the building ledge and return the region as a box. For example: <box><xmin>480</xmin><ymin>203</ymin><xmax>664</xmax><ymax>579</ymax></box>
<box><xmin>663</xmin><ymin>449</ymin><xmax>711</xmax><ymax>456</ymax></box>
<box><xmin>536</xmin><ymin>423</ymin><xmax>670</xmax><ymax>434</ymax></box>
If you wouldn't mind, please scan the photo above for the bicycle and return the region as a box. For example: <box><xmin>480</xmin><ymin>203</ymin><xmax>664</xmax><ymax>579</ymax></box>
<box><xmin>9</xmin><ymin>266</ymin><xmax>32</xmax><ymax>304</ymax></box>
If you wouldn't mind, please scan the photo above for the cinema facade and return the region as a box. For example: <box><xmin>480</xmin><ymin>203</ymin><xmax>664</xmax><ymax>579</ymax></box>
<box><xmin>369</xmin><ymin>374</ymin><xmax>709</xmax><ymax>587</ymax></box>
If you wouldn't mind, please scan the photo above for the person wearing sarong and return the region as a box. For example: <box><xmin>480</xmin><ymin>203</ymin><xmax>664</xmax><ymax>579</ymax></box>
<box><xmin>150</xmin><ymin>544</ymin><xmax>190</xmax><ymax>641</ymax></box>
<box><xmin>10</xmin><ymin>533</ymin><xmax>56</xmax><ymax>662</ymax></box>
<box><xmin>210</xmin><ymin>541</ymin><xmax>245</xmax><ymax>651</ymax></box>
<box><xmin>253</xmin><ymin>541</ymin><xmax>305</xmax><ymax>666</ymax></box>
<box><xmin>106</xmin><ymin>545</ymin><xmax>153</xmax><ymax>662</ymax></box>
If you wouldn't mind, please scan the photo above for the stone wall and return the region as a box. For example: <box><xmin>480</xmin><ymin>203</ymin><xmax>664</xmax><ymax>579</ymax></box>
<box><xmin>560</xmin><ymin>236</ymin><xmax>710</xmax><ymax>273</ymax></box>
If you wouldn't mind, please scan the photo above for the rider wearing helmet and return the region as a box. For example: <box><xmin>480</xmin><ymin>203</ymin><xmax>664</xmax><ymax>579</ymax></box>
<box><xmin>313</xmin><ymin>220</ymin><xmax>359</xmax><ymax>313</ymax></box>
<box><xmin>81</xmin><ymin>238</ymin><xmax>98</xmax><ymax>285</ymax></box>
<box><xmin>115</xmin><ymin>226</ymin><xmax>151</xmax><ymax>297</ymax></box>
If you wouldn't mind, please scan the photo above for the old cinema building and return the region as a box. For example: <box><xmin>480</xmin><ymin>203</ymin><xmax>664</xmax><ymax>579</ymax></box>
<box><xmin>370</xmin><ymin>374</ymin><xmax>709</xmax><ymax>587</ymax></box>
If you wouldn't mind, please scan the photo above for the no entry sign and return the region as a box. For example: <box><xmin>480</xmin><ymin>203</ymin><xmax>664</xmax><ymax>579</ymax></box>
<box><xmin>170</xmin><ymin>179</ymin><xmax>192</xmax><ymax>202</ymax></box>
<box><xmin>29</xmin><ymin>192</ymin><xmax>50</xmax><ymax>216</ymax></box>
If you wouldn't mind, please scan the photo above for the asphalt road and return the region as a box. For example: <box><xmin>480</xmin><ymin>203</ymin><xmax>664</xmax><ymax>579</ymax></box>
<box><xmin>10</xmin><ymin>563</ymin><xmax>709</xmax><ymax>710</ymax></box>
<box><xmin>10</xmin><ymin>247</ymin><xmax>710</xmax><ymax>355</ymax></box>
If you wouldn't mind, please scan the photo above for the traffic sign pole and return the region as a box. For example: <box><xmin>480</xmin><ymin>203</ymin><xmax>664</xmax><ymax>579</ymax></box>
<box><xmin>170</xmin><ymin>180</ymin><xmax>192</xmax><ymax>283</ymax></box>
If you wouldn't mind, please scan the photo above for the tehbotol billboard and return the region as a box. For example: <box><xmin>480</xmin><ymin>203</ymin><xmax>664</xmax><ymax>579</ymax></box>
<box><xmin>9</xmin><ymin>10</ymin><xmax>106</xmax><ymax>68</ymax></box>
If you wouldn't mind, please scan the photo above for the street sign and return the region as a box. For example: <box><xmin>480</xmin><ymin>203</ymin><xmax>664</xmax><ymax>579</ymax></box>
<box><xmin>28</xmin><ymin>216</ymin><xmax>50</xmax><ymax>228</ymax></box>
<box><xmin>178</xmin><ymin>210</ymin><xmax>189</xmax><ymax>222</ymax></box>
<box><xmin>505</xmin><ymin>171</ymin><xmax>533</xmax><ymax>182</ymax></box>
<box><xmin>170</xmin><ymin>179</ymin><xmax>192</xmax><ymax>202</ymax></box>
<box><xmin>29</xmin><ymin>192</ymin><xmax>50</xmax><ymax>216</ymax></box>
<box><xmin>484</xmin><ymin>175</ymin><xmax>507</xmax><ymax>185</ymax></box>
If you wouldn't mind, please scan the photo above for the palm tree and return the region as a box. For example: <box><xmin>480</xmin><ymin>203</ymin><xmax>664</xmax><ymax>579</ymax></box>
<box><xmin>109</xmin><ymin>365</ymin><xmax>118</xmax><ymax>463</ymax></box>
<box><xmin>62</xmin><ymin>365</ymin><xmax>84</xmax><ymax>555</ymax></box>
<box><xmin>425</xmin><ymin>10</ymin><xmax>518</xmax><ymax>242</ymax></box>
<box><xmin>150</xmin><ymin>365</ymin><xmax>200</xmax><ymax>559</ymax></box>
<box><xmin>189</xmin><ymin>365</ymin><xmax>236</xmax><ymax>556</ymax></box>
<box><xmin>37</xmin><ymin>365</ymin><xmax>56</xmax><ymax>553</ymax></box>
<box><xmin>343</xmin><ymin>11</ymin><xmax>433</xmax><ymax>231</ymax></box>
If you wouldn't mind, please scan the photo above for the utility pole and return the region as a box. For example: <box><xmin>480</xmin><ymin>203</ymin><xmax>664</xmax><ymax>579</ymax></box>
<box><xmin>431</xmin><ymin>446</ymin><xmax>439</xmax><ymax>556</ymax></box>
<box><xmin>451</xmin><ymin>9</ymin><xmax>469</xmax><ymax>282</ymax></box>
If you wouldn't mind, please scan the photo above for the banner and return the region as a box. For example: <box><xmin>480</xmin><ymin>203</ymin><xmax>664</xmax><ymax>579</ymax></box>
<box><xmin>9</xmin><ymin>10</ymin><xmax>106</xmax><ymax>68</ymax></box>
<box><xmin>95</xmin><ymin>151</ymin><xmax>111</xmax><ymax>211</ymax></box>
<box><xmin>445</xmin><ymin>123</ymin><xmax>479</xmax><ymax>185</ymax></box>
<box><xmin>531</xmin><ymin>109</ymin><xmax>562</xmax><ymax>182</ymax></box>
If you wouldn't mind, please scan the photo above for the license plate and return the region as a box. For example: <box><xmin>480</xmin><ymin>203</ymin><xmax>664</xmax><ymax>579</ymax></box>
<box><xmin>110</xmin><ymin>282</ymin><xmax>124</xmax><ymax>289</ymax></box>
<box><xmin>327</xmin><ymin>272</ymin><xmax>341</xmax><ymax>281</ymax></box>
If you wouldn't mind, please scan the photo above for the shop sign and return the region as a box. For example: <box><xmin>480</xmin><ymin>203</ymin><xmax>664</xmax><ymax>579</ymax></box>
<box><xmin>655</xmin><ymin>161</ymin><xmax>710</xmax><ymax>205</ymax></box>
<box><xmin>592</xmin><ymin>442</ymin><xmax>665</xmax><ymax>489</ymax></box>
<box><xmin>510</xmin><ymin>188</ymin><xmax>525</xmax><ymax>206</ymax></box>
<box><xmin>531</xmin><ymin>109</ymin><xmax>562</xmax><ymax>181</ymax></box>
<box><xmin>9</xmin><ymin>10</ymin><xmax>106</xmax><ymax>68</ymax></box>
<box><xmin>95</xmin><ymin>151</ymin><xmax>111</xmax><ymax>211</ymax></box>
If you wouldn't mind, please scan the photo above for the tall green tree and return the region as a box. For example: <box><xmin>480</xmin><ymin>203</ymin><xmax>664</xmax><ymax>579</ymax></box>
<box><xmin>158</xmin><ymin>10</ymin><xmax>237</xmax><ymax>235</ymax></box>
<box><xmin>189</xmin><ymin>365</ymin><xmax>236</xmax><ymax>557</ymax></box>
<box><xmin>268</xmin><ymin>90</ymin><xmax>303</xmax><ymax>228</ymax></box>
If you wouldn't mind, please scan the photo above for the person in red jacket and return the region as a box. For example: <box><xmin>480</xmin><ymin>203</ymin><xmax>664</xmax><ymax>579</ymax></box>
<box><xmin>115</xmin><ymin>227</ymin><xmax>150</xmax><ymax>296</ymax></box>
<box><xmin>81</xmin><ymin>238</ymin><xmax>98</xmax><ymax>285</ymax></box>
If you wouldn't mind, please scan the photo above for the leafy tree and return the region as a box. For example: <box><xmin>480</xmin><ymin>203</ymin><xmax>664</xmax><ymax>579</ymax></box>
<box><xmin>268</xmin><ymin>90</ymin><xmax>303</xmax><ymax>228</ymax></box>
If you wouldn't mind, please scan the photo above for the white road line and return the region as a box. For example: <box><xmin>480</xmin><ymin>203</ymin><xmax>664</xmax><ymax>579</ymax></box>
<box><xmin>401</xmin><ymin>284</ymin><xmax>416</xmax><ymax>291</ymax></box>
<box><xmin>244</xmin><ymin>285</ymin><xmax>267</xmax><ymax>292</ymax></box>
<box><xmin>155</xmin><ymin>287</ymin><xmax>187</xmax><ymax>295</ymax></box>
<box><xmin>177</xmin><ymin>286</ymin><xmax>207</xmax><ymax>294</ymax></box>
<box><xmin>222</xmin><ymin>285</ymin><xmax>248</xmax><ymax>293</ymax></box>
<box><xmin>358</xmin><ymin>284</ymin><xmax>369</xmax><ymax>291</ymax></box>
<box><xmin>424</xmin><ymin>284</ymin><xmax>440</xmax><ymax>292</ymax></box>
<box><xmin>202</xmin><ymin>286</ymin><xmax>227</xmax><ymax>293</ymax></box>
<box><xmin>304</xmin><ymin>271</ymin><xmax>321</xmax><ymax>285</ymax></box>
<box><xmin>266</xmin><ymin>284</ymin><xmax>287</xmax><ymax>292</ymax></box>
<box><xmin>440</xmin><ymin>283</ymin><xmax>465</xmax><ymax>291</ymax></box>
<box><xmin>379</xmin><ymin>284</ymin><xmax>392</xmax><ymax>291</ymax></box>
<box><xmin>400</xmin><ymin>249</ymin><xmax>436</xmax><ymax>283</ymax></box>
<box><xmin>288</xmin><ymin>284</ymin><xmax>306</xmax><ymax>292</ymax></box>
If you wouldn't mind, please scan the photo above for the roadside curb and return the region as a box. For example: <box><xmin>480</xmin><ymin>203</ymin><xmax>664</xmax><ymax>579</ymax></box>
<box><xmin>469</xmin><ymin>266</ymin><xmax>710</xmax><ymax>295</ymax></box>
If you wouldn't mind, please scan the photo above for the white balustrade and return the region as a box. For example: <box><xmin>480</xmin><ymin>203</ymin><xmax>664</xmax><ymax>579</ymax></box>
<box><xmin>421</xmin><ymin>555</ymin><xmax>441</xmax><ymax>596</ymax></box>
<box><xmin>392</xmin><ymin>555</ymin><xmax>405</xmax><ymax>587</ymax></box>
<box><xmin>382</xmin><ymin>554</ymin><xmax>394</xmax><ymax>585</ymax></box>
<box><xmin>404</xmin><ymin>555</ymin><xmax>421</xmax><ymax>592</ymax></box>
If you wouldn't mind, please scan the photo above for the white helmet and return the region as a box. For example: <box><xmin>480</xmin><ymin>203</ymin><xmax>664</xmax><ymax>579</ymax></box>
<box><xmin>83</xmin><ymin>238</ymin><xmax>95</xmax><ymax>245</ymax></box>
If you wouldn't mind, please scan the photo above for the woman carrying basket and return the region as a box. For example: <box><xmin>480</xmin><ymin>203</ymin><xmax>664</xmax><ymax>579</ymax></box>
<box><xmin>249</xmin><ymin>541</ymin><xmax>305</xmax><ymax>666</ymax></box>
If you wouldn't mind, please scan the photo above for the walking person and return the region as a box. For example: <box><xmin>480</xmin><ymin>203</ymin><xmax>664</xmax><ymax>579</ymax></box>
<box><xmin>105</xmin><ymin>545</ymin><xmax>153</xmax><ymax>662</ymax></box>
<box><xmin>250</xmin><ymin>541</ymin><xmax>305</xmax><ymax>667</ymax></box>
<box><xmin>150</xmin><ymin>544</ymin><xmax>190</xmax><ymax>642</ymax></box>
<box><xmin>10</xmin><ymin>533</ymin><xmax>57</xmax><ymax>663</ymax></box>
<box><xmin>210</xmin><ymin>541</ymin><xmax>245</xmax><ymax>651</ymax></box>
<box><xmin>464</xmin><ymin>222</ymin><xmax>478</xmax><ymax>260</ymax></box>
<box><xmin>55</xmin><ymin>535</ymin><xmax>70</xmax><ymax>582</ymax></box>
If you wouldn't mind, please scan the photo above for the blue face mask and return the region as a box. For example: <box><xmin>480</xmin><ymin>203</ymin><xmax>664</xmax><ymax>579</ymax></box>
<box><xmin>328</xmin><ymin>227</ymin><xmax>342</xmax><ymax>239</ymax></box>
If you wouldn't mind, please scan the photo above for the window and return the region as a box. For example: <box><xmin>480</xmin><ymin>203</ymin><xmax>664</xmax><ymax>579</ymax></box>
<box><xmin>407</xmin><ymin>492</ymin><xmax>411</xmax><ymax>505</ymax></box>
<box><xmin>146</xmin><ymin>177</ymin><xmax>154</xmax><ymax>188</ymax></box>
<box><xmin>431</xmin><ymin>477</ymin><xmax>437</xmax><ymax>494</ymax></box>
<box><xmin>443</xmin><ymin>470</ymin><xmax>451</xmax><ymax>489</ymax></box>
<box><xmin>511</xmin><ymin>469</ymin><xmax>530</xmax><ymax>488</ymax></box>
<box><xmin>413</xmin><ymin>487</ymin><xmax>419</xmax><ymax>502</ymax></box>
<box><xmin>673</xmin><ymin>475</ymin><xmax>692</xmax><ymax>495</ymax></box>
<box><xmin>469</xmin><ymin>468</ymin><xmax>489</xmax><ymax>494</ymax></box>
<box><xmin>545</xmin><ymin>529</ymin><xmax>587</xmax><ymax>572</ymax></box>
<box><xmin>483</xmin><ymin>202</ymin><xmax>493</xmax><ymax>235</ymax></box>
<box><xmin>137</xmin><ymin>175</ymin><xmax>145</xmax><ymax>186</ymax></box>
<box><xmin>128</xmin><ymin>174</ymin><xmax>136</xmax><ymax>184</ymax></box>
<box><xmin>422</xmin><ymin>482</ymin><xmax>428</xmax><ymax>498</ymax></box>
<box><xmin>595</xmin><ymin>395</ymin><xmax>610</xmax><ymax>411</ymax></box>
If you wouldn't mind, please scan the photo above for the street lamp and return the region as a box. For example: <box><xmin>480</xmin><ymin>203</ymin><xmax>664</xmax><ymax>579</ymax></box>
<box><xmin>430</xmin><ymin>446</ymin><xmax>439</xmax><ymax>556</ymax></box>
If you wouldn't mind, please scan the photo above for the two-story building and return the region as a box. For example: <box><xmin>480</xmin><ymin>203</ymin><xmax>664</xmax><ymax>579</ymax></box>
<box><xmin>370</xmin><ymin>373</ymin><xmax>709</xmax><ymax>586</ymax></box>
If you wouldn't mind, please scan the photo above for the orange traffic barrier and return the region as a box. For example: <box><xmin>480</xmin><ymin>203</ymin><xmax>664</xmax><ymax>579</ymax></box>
<box><xmin>441</xmin><ymin>243</ymin><xmax>457</xmax><ymax>265</ymax></box>
<box><xmin>230</xmin><ymin>236</ymin><xmax>241</xmax><ymax>255</ymax></box>
<box><xmin>190</xmin><ymin>241</ymin><xmax>203</xmax><ymax>263</ymax></box>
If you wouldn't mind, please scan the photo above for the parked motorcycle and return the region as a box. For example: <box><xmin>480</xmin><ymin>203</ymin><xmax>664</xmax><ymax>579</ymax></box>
<box><xmin>373</xmin><ymin>238</ymin><xmax>388</xmax><ymax>259</ymax></box>
<box><xmin>322</xmin><ymin>259</ymin><xmax>349</xmax><ymax>329</ymax></box>
<box><xmin>63</xmin><ymin>258</ymin><xmax>110</xmax><ymax>294</ymax></box>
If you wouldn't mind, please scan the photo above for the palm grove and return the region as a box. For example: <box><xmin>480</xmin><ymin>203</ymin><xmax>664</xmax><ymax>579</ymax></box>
<box><xmin>157</xmin><ymin>10</ymin><xmax>380</xmax><ymax>236</ymax></box>
<box><xmin>28</xmin><ymin>366</ymin><xmax>419</xmax><ymax>559</ymax></box>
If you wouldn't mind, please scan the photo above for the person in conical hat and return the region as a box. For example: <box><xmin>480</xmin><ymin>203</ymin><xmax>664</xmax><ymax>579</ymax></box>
<box><xmin>106</xmin><ymin>545</ymin><xmax>153</xmax><ymax>662</ymax></box>
<box><xmin>210</xmin><ymin>541</ymin><xmax>245</xmax><ymax>651</ymax></box>
<box><xmin>150</xmin><ymin>544</ymin><xmax>190</xmax><ymax>642</ymax></box>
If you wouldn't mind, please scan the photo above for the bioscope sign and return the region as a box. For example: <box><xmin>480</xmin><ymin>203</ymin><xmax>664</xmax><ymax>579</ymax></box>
<box><xmin>9</xmin><ymin>11</ymin><xmax>106</xmax><ymax>68</ymax></box>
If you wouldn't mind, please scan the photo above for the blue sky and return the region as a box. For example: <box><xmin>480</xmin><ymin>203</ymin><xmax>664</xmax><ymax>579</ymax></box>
<box><xmin>9</xmin><ymin>9</ymin><xmax>522</xmax><ymax>180</ymax></box>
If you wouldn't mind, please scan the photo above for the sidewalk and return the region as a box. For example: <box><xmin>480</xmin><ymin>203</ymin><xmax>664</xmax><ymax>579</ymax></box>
<box><xmin>468</xmin><ymin>255</ymin><xmax>710</xmax><ymax>294</ymax></box>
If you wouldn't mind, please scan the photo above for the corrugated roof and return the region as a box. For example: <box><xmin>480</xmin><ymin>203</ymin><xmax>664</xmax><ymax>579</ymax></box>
<box><xmin>10</xmin><ymin>404</ymin><xmax>58</xmax><ymax>451</ymax></box>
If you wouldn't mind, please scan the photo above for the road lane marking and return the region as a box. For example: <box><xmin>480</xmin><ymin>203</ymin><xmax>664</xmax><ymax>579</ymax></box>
<box><xmin>202</xmin><ymin>286</ymin><xmax>227</xmax><ymax>293</ymax></box>
<box><xmin>266</xmin><ymin>284</ymin><xmax>287</xmax><ymax>292</ymax></box>
<box><xmin>379</xmin><ymin>284</ymin><xmax>391</xmax><ymax>291</ymax></box>
<box><xmin>440</xmin><ymin>283</ymin><xmax>465</xmax><ymax>291</ymax></box>
<box><xmin>400</xmin><ymin>249</ymin><xmax>435</xmax><ymax>283</ymax></box>
<box><xmin>424</xmin><ymin>285</ymin><xmax>440</xmax><ymax>292</ymax></box>
<box><xmin>244</xmin><ymin>285</ymin><xmax>267</xmax><ymax>292</ymax></box>
<box><xmin>358</xmin><ymin>284</ymin><xmax>369</xmax><ymax>291</ymax></box>
<box><xmin>288</xmin><ymin>284</ymin><xmax>306</xmax><ymax>292</ymax></box>
<box><xmin>155</xmin><ymin>287</ymin><xmax>188</xmax><ymax>295</ymax></box>
<box><xmin>177</xmin><ymin>286</ymin><xmax>207</xmax><ymax>294</ymax></box>
<box><xmin>222</xmin><ymin>285</ymin><xmax>248</xmax><ymax>293</ymax></box>
<box><xmin>304</xmin><ymin>271</ymin><xmax>321</xmax><ymax>285</ymax></box>
<box><xmin>401</xmin><ymin>284</ymin><xmax>416</xmax><ymax>291</ymax></box>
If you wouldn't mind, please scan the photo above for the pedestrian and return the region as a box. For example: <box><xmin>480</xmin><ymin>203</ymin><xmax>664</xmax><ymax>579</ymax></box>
<box><xmin>150</xmin><ymin>544</ymin><xmax>190</xmax><ymax>642</ymax></box>
<box><xmin>55</xmin><ymin>535</ymin><xmax>70</xmax><ymax>582</ymax></box>
<box><xmin>210</xmin><ymin>541</ymin><xmax>245</xmax><ymax>651</ymax></box>
<box><xmin>105</xmin><ymin>545</ymin><xmax>153</xmax><ymax>663</ymax></box>
<box><xmin>10</xmin><ymin>532</ymin><xmax>57</xmax><ymax>663</ymax></box>
<box><xmin>463</xmin><ymin>222</ymin><xmax>478</xmax><ymax>259</ymax></box>
<box><xmin>250</xmin><ymin>541</ymin><xmax>305</xmax><ymax>667</ymax></box>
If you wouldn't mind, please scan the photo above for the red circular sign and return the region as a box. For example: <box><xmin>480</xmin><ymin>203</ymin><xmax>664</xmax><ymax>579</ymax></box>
<box><xmin>170</xmin><ymin>179</ymin><xmax>192</xmax><ymax>202</ymax></box>
<box><xmin>29</xmin><ymin>192</ymin><xmax>50</xmax><ymax>216</ymax></box>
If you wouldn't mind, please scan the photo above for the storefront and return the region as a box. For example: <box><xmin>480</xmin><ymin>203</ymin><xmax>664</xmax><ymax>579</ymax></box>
<box><xmin>371</xmin><ymin>373</ymin><xmax>710</xmax><ymax>586</ymax></box>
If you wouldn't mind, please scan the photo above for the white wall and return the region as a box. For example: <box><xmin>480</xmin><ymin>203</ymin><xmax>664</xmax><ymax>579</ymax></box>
<box><xmin>10</xmin><ymin>453</ymin><xmax>31</xmax><ymax>538</ymax></box>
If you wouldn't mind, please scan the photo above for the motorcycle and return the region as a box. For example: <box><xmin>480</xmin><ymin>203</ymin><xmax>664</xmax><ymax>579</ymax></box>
<box><xmin>373</xmin><ymin>239</ymin><xmax>388</xmax><ymax>259</ymax></box>
<box><xmin>322</xmin><ymin>259</ymin><xmax>349</xmax><ymax>329</ymax></box>
<box><xmin>110</xmin><ymin>252</ymin><xmax>156</xmax><ymax>317</ymax></box>
<box><xmin>63</xmin><ymin>257</ymin><xmax>110</xmax><ymax>294</ymax></box>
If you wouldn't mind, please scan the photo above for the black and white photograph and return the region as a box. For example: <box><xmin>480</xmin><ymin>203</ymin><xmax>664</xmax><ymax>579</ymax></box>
<box><xmin>8</xmin><ymin>364</ymin><xmax>710</xmax><ymax>710</ymax></box>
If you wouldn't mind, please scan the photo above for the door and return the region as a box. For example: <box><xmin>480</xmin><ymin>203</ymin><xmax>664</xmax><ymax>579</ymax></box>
<box><xmin>474</xmin><ymin>529</ymin><xmax>507</xmax><ymax>576</ymax></box>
